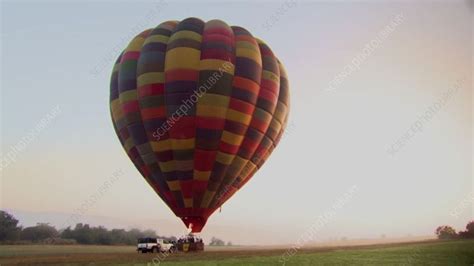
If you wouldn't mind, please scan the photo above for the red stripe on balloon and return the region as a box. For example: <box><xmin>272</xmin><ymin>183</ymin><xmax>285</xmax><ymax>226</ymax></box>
<box><xmin>258</xmin><ymin>87</ymin><xmax>279</xmax><ymax>103</ymax></box>
<box><xmin>250</xmin><ymin>118</ymin><xmax>268</xmax><ymax>133</ymax></box>
<box><xmin>202</xmin><ymin>34</ymin><xmax>233</xmax><ymax>45</ymax></box>
<box><xmin>205</xmin><ymin>27</ymin><xmax>233</xmax><ymax>36</ymax></box>
<box><xmin>166</xmin><ymin>69</ymin><xmax>199</xmax><ymax>82</ymax></box>
<box><xmin>235</xmin><ymin>35</ymin><xmax>257</xmax><ymax>45</ymax></box>
<box><xmin>138</xmin><ymin>84</ymin><xmax>165</xmax><ymax>97</ymax></box>
<box><xmin>194</xmin><ymin>149</ymin><xmax>217</xmax><ymax>171</ymax></box>
<box><xmin>219</xmin><ymin>142</ymin><xmax>240</xmax><ymax>154</ymax></box>
<box><xmin>141</xmin><ymin>107</ymin><xmax>166</xmax><ymax>120</ymax></box>
<box><xmin>168</xmin><ymin>116</ymin><xmax>195</xmax><ymax>138</ymax></box>
<box><xmin>233</xmin><ymin>76</ymin><xmax>260</xmax><ymax>93</ymax></box>
<box><xmin>229</xmin><ymin>98</ymin><xmax>254</xmax><ymax>114</ymax></box>
<box><xmin>121</xmin><ymin>51</ymin><xmax>140</xmax><ymax>61</ymax></box>
<box><xmin>201</xmin><ymin>49</ymin><xmax>234</xmax><ymax>61</ymax></box>
<box><xmin>180</xmin><ymin>180</ymin><xmax>193</xmax><ymax>198</ymax></box>
<box><xmin>122</xmin><ymin>101</ymin><xmax>139</xmax><ymax>114</ymax></box>
<box><xmin>196</xmin><ymin>117</ymin><xmax>226</xmax><ymax>129</ymax></box>
<box><xmin>193</xmin><ymin>180</ymin><xmax>208</xmax><ymax>193</ymax></box>
<box><xmin>240</xmin><ymin>138</ymin><xmax>259</xmax><ymax>152</ymax></box>
<box><xmin>260</xmin><ymin>79</ymin><xmax>279</xmax><ymax>94</ymax></box>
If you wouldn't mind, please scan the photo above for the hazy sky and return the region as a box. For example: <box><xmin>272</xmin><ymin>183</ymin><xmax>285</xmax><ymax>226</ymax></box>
<box><xmin>1</xmin><ymin>0</ymin><xmax>472</xmax><ymax>245</ymax></box>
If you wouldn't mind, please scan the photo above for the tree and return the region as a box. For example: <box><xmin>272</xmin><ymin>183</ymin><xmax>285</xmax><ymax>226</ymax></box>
<box><xmin>0</xmin><ymin>210</ymin><xmax>21</xmax><ymax>241</ymax></box>
<box><xmin>109</xmin><ymin>229</ymin><xmax>128</xmax><ymax>244</ymax></box>
<box><xmin>60</xmin><ymin>227</ymin><xmax>73</xmax><ymax>239</ymax></box>
<box><xmin>435</xmin><ymin>225</ymin><xmax>457</xmax><ymax>240</ymax></box>
<box><xmin>458</xmin><ymin>221</ymin><xmax>474</xmax><ymax>239</ymax></box>
<box><xmin>458</xmin><ymin>230</ymin><xmax>471</xmax><ymax>239</ymax></box>
<box><xmin>209</xmin><ymin>237</ymin><xmax>225</xmax><ymax>246</ymax></box>
<box><xmin>21</xmin><ymin>223</ymin><xmax>58</xmax><ymax>242</ymax></box>
<box><xmin>59</xmin><ymin>224</ymin><xmax>159</xmax><ymax>245</ymax></box>
<box><xmin>466</xmin><ymin>221</ymin><xmax>474</xmax><ymax>234</ymax></box>
<box><xmin>70</xmin><ymin>223</ymin><xmax>96</xmax><ymax>244</ymax></box>
<box><xmin>142</xmin><ymin>229</ymin><xmax>158</xmax><ymax>238</ymax></box>
<box><xmin>227</xmin><ymin>241</ymin><xmax>233</xmax><ymax>246</ymax></box>
<box><xmin>0</xmin><ymin>212</ymin><xmax>173</xmax><ymax>246</ymax></box>
<box><xmin>92</xmin><ymin>226</ymin><xmax>112</xmax><ymax>245</ymax></box>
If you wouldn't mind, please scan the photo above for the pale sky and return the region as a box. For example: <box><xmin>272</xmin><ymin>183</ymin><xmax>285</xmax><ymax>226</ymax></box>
<box><xmin>1</xmin><ymin>0</ymin><xmax>472</xmax><ymax>245</ymax></box>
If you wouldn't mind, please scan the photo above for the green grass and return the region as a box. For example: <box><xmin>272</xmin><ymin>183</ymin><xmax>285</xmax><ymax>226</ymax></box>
<box><xmin>0</xmin><ymin>240</ymin><xmax>473</xmax><ymax>265</ymax></box>
<box><xmin>156</xmin><ymin>240</ymin><xmax>474</xmax><ymax>266</ymax></box>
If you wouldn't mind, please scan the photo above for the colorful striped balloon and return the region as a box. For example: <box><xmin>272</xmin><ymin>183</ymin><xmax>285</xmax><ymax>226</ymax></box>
<box><xmin>110</xmin><ymin>18</ymin><xmax>290</xmax><ymax>232</ymax></box>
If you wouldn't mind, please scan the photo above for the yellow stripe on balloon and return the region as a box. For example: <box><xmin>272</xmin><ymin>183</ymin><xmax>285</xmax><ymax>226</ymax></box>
<box><xmin>159</xmin><ymin>161</ymin><xmax>175</xmax><ymax>172</ymax></box>
<box><xmin>167</xmin><ymin>180</ymin><xmax>181</xmax><ymax>191</ymax></box>
<box><xmin>199</xmin><ymin>59</ymin><xmax>235</xmax><ymax>74</ymax></box>
<box><xmin>137</xmin><ymin>72</ymin><xmax>165</xmax><ymax>87</ymax></box>
<box><xmin>262</xmin><ymin>70</ymin><xmax>280</xmax><ymax>84</ymax></box>
<box><xmin>236</xmin><ymin>48</ymin><xmax>262</xmax><ymax>65</ymax></box>
<box><xmin>194</xmin><ymin>170</ymin><xmax>211</xmax><ymax>181</ymax></box>
<box><xmin>127</xmin><ymin>36</ymin><xmax>148</xmax><ymax>52</ymax></box>
<box><xmin>183</xmin><ymin>198</ymin><xmax>193</xmax><ymax>208</ymax></box>
<box><xmin>168</xmin><ymin>30</ymin><xmax>202</xmax><ymax>43</ymax></box>
<box><xmin>150</xmin><ymin>140</ymin><xmax>172</xmax><ymax>152</ymax></box>
<box><xmin>110</xmin><ymin>99</ymin><xmax>122</xmax><ymax>119</ymax></box>
<box><xmin>200</xmin><ymin>191</ymin><xmax>216</xmax><ymax>208</ymax></box>
<box><xmin>216</xmin><ymin>152</ymin><xmax>234</xmax><ymax>165</ymax></box>
<box><xmin>252</xmin><ymin>108</ymin><xmax>273</xmax><ymax>124</ymax></box>
<box><xmin>171</xmin><ymin>138</ymin><xmax>195</xmax><ymax>150</ymax></box>
<box><xmin>119</xmin><ymin>90</ymin><xmax>138</xmax><ymax>103</ymax></box>
<box><xmin>196</xmin><ymin>105</ymin><xmax>228</xmax><ymax>118</ymax></box>
<box><xmin>143</xmin><ymin>35</ymin><xmax>170</xmax><ymax>45</ymax></box>
<box><xmin>240</xmin><ymin>161</ymin><xmax>257</xmax><ymax>178</ymax></box>
<box><xmin>221</xmin><ymin>131</ymin><xmax>244</xmax><ymax>145</ymax></box>
<box><xmin>255</xmin><ymin>37</ymin><xmax>266</xmax><ymax>45</ymax></box>
<box><xmin>198</xmin><ymin>94</ymin><xmax>229</xmax><ymax>108</ymax></box>
<box><xmin>269</xmin><ymin>119</ymin><xmax>282</xmax><ymax>133</ymax></box>
<box><xmin>226</xmin><ymin>109</ymin><xmax>252</xmax><ymax>125</ymax></box>
<box><xmin>110</xmin><ymin>99</ymin><xmax>120</xmax><ymax>111</ymax></box>
<box><xmin>124</xmin><ymin>138</ymin><xmax>134</xmax><ymax>152</ymax></box>
<box><xmin>226</xmin><ymin>156</ymin><xmax>248</xmax><ymax>177</ymax></box>
<box><xmin>159</xmin><ymin>21</ymin><xmax>179</xmax><ymax>31</ymax></box>
<box><xmin>235</xmin><ymin>41</ymin><xmax>260</xmax><ymax>52</ymax></box>
<box><xmin>165</xmin><ymin>48</ymin><xmax>201</xmax><ymax>71</ymax></box>
<box><xmin>274</xmin><ymin>103</ymin><xmax>288</xmax><ymax>122</ymax></box>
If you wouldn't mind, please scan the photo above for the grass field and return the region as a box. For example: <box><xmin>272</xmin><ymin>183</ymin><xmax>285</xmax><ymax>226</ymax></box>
<box><xmin>0</xmin><ymin>239</ymin><xmax>473</xmax><ymax>265</ymax></box>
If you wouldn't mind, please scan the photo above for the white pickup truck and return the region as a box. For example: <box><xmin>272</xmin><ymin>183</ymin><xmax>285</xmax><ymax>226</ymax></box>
<box><xmin>137</xmin><ymin>238</ymin><xmax>176</xmax><ymax>253</ymax></box>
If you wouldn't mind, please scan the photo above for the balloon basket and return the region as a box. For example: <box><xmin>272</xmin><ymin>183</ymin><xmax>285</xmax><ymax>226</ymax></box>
<box><xmin>176</xmin><ymin>234</ymin><xmax>204</xmax><ymax>252</ymax></box>
<box><xmin>177</xmin><ymin>242</ymin><xmax>204</xmax><ymax>252</ymax></box>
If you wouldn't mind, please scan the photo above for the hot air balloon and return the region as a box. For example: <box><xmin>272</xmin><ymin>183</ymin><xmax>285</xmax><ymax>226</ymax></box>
<box><xmin>109</xmin><ymin>18</ymin><xmax>290</xmax><ymax>233</ymax></box>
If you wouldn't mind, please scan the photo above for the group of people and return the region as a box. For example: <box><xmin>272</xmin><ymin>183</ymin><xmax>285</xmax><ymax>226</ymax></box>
<box><xmin>177</xmin><ymin>234</ymin><xmax>203</xmax><ymax>244</ymax></box>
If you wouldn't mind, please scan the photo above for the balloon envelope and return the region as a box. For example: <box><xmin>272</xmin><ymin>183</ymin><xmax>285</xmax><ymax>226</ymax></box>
<box><xmin>110</xmin><ymin>18</ymin><xmax>290</xmax><ymax>232</ymax></box>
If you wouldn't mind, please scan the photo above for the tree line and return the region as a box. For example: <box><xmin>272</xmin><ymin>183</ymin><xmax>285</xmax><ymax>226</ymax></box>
<box><xmin>435</xmin><ymin>221</ymin><xmax>474</xmax><ymax>240</ymax></box>
<box><xmin>0</xmin><ymin>210</ymin><xmax>176</xmax><ymax>245</ymax></box>
<box><xmin>209</xmin><ymin>236</ymin><xmax>232</xmax><ymax>246</ymax></box>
